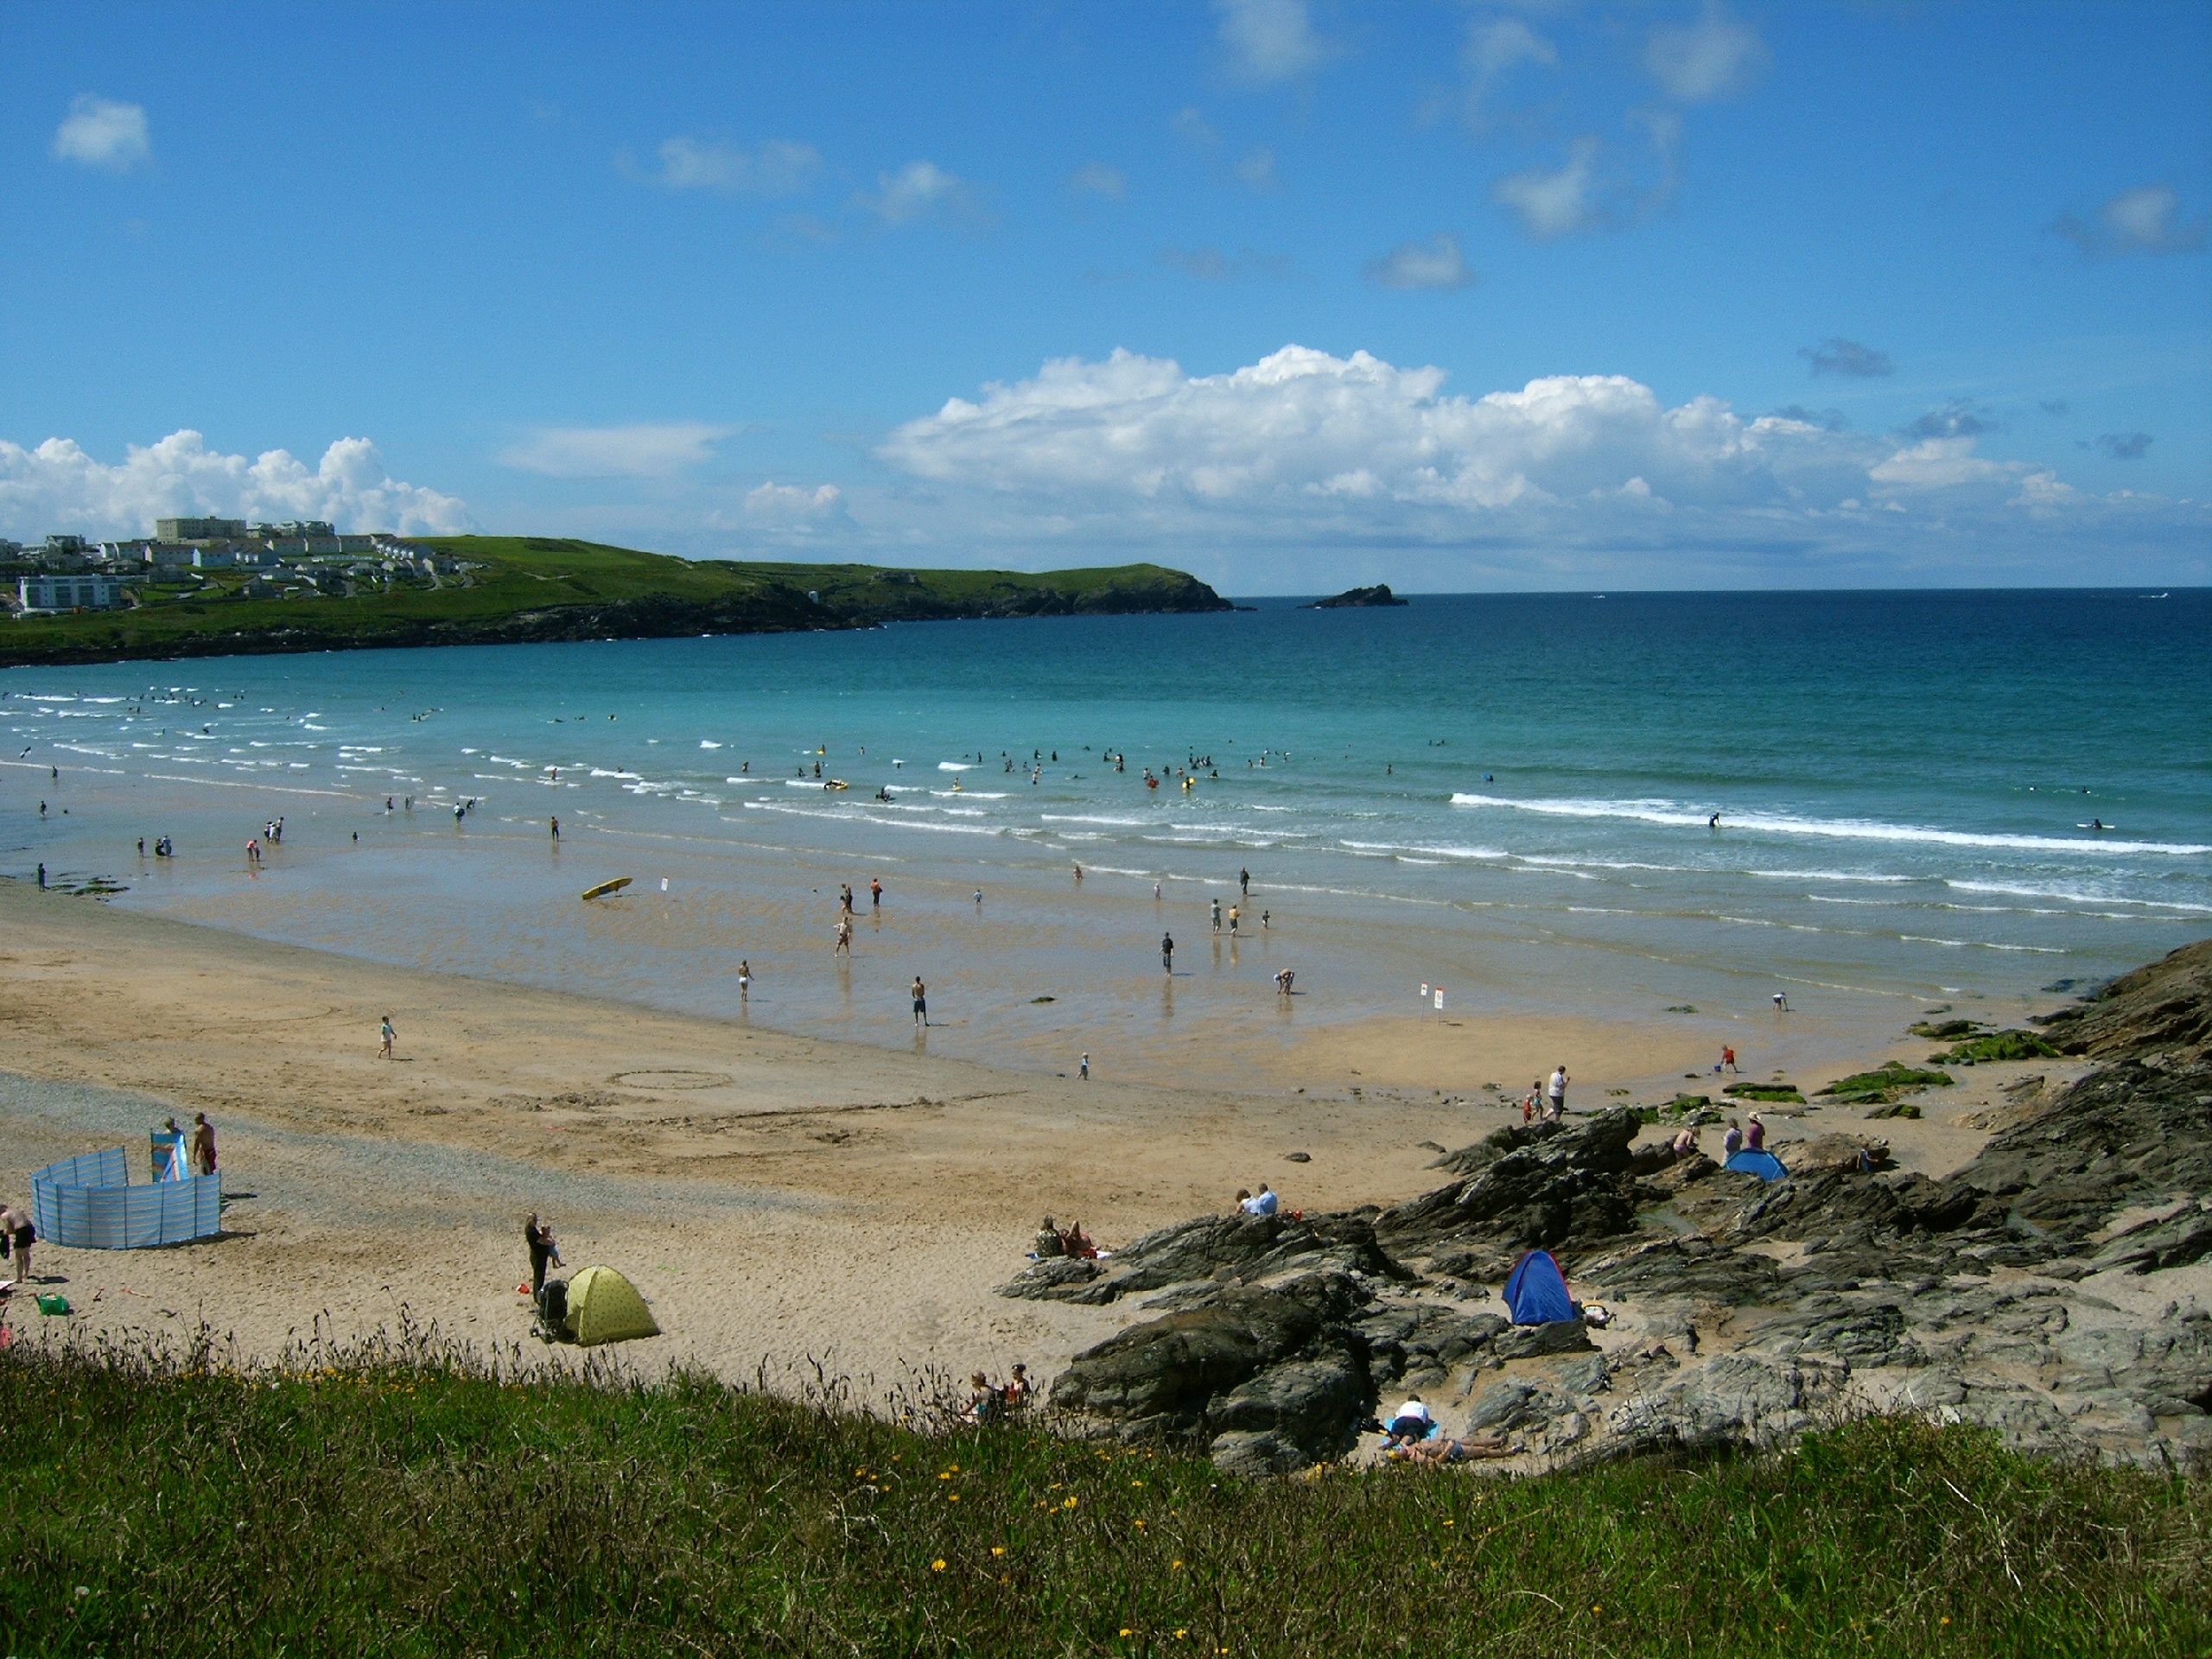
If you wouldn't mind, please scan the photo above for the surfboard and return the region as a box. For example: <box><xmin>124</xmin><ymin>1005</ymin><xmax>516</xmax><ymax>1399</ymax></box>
<box><xmin>823</xmin><ymin>779</ymin><xmax>849</xmax><ymax>791</ymax></box>
<box><xmin>2076</xmin><ymin>823</ymin><xmax>2116</xmax><ymax>830</ymax></box>
<box><xmin>581</xmin><ymin>877</ymin><xmax>632</xmax><ymax>901</ymax></box>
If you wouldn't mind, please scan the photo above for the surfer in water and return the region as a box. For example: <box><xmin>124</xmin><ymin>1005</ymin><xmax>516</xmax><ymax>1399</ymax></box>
<box><xmin>1708</xmin><ymin>812</ymin><xmax>1721</xmax><ymax>829</ymax></box>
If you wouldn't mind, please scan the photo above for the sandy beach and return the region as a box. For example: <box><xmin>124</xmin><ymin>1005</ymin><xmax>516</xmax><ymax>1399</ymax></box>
<box><xmin>0</xmin><ymin>878</ymin><xmax>2082</xmax><ymax>1405</ymax></box>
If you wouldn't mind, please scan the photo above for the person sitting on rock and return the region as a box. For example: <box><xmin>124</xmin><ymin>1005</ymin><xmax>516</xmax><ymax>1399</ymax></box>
<box><xmin>1239</xmin><ymin>1184</ymin><xmax>1279</xmax><ymax>1217</ymax></box>
<box><xmin>1671</xmin><ymin>1124</ymin><xmax>1698</xmax><ymax>1160</ymax></box>
<box><xmin>1034</xmin><ymin>1217</ymin><xmax>1066</xmax><ymax>1258</ymax></box>
<box><xmin>1384</xmin><ymin>1395</ymin><xmax>1433</xmax><ymax>1446</ymax></box>
<box><xmin>1722</xmin><ymin>1118</ymin><xmax>1745</xmax><ymax>1159</ymax></box>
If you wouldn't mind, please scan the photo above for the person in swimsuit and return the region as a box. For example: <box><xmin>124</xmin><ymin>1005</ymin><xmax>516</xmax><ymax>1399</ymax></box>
<box><xmin>738</xmin><ymin>960</ymin><xmax>752</xmax><ymax>1001</ymax></box>
<box><xmin>912</xmin><ymin>976</ymin><xmax>928</xmax><ymax>1027</ymax></box>
<box><xmin>191</xmin><ymin>1113</ymin><xmax>217</xmax><ymax>1176</ymax></box>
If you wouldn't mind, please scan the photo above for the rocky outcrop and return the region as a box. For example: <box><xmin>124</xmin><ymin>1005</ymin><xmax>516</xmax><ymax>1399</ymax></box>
<box><xmin>1305</xmin><ymin>584</ymin><xmax>1408</xmax><ymax>608</ymax></box>
<box><xmin>1041</xmin><ymin>945</ymin><xmax>2212</xmax><ymax>1474</ymax></box>
<box><xmin>2037</xmin><ymin>938</ymin><xmax>2212</xmax><ymax>1063</ymax></box>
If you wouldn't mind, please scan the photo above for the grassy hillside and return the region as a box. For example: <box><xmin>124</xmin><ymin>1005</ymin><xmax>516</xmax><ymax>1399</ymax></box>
<box><xmin>0</xmin><ymin>537</ymin><xmax>1230</xmax><ymax>669</ymax></box>
<box><xmin>1</xmin><ymin>1332</ymin><xmax>2203</xmax><ymax>1657</ymax></box>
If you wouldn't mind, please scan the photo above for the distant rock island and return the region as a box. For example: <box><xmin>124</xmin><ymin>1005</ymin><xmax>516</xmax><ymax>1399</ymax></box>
<box><xmin>1306</xmin><ymin>584</ymin><xmax>1408</xmax><ymax>609</ymax></box>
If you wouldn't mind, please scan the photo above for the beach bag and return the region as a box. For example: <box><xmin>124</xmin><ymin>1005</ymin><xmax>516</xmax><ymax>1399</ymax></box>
<box><xmin>35</xmin><ymin>1294</ymin><xmax>70</xmax><ymax>1316</ymax></box>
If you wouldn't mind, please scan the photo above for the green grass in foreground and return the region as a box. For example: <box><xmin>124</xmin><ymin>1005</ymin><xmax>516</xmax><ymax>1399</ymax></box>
<box><xmin>1</xmin><ymin>1331</ymin><xmax>2205</xmax><ymax>1657</ymax></box>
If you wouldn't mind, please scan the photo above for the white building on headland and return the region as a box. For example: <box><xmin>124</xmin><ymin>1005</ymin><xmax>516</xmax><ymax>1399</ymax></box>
<box><xmin>17</xmin><ymin>573</ymin><xmax>124</xmax><ymax>613</ymax></box>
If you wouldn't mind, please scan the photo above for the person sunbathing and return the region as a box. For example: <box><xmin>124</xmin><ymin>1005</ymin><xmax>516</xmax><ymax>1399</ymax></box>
<box><xmin>1391</xmin><ymin>1433</ymin><xmax>1514</xmax><ymax>1465</ymax></box>
<box><xmin>1058</xmin><ymin>1222</ymin><xmax>1097</xmax><ymax>1259</ymax></box>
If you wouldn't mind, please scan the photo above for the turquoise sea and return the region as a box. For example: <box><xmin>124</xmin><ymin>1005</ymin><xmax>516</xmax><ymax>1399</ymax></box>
<box><xmin>4</xmin><ymin>589</ymin><xmax>2207</xmax><ymax>1077</ymax></box>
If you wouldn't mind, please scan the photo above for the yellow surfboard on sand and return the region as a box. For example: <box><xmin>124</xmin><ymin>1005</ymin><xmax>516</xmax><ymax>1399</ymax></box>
<box><xmin>581</xmin><ymin>877</ymin><xmax>632</xmax><ymax>901</ymax></box>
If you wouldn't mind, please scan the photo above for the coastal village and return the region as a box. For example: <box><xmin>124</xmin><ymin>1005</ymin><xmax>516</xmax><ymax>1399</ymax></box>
<box><xmin>3</xmin><ymin>517</ymin><xmax>471</xmax><ymax>617</ymax></box>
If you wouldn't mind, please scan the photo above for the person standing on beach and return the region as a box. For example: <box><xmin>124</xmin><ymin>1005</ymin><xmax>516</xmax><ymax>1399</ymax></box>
<box><xmin>1161</xmin><ymin>932</ymin><xmax>1175</xmax><ymax>972</ymax></box>
<box><xmin>870</xmin><ymin>877</ymin><xmax>882</xmax><ymax>909</ymax></box>
<box><xmin>524</xmin><ymin>1213</ymin><xmax>562</xmax><ymax>1296</ymax></box>
<box><xmin>835</xmin><ymin>917</ymin><xmax>853</xmax><ymax>956</ymax></box>
<box><xmin>1720</xmin><ymin>1045</ymin><xmax>1737</xmax><ymax>1074</ymax></box>
<box><xmin>1547</xmin><ymin>1065</ymin><xmax>1568</xmax><ymax>1118</ymax></box>
<box><xmin>1239</xmin><ymin>867</ymin><xmax>1250</xmax><ymax>896</ymax></box>
<box><xmin>1</xmin><ymin>1201</ymin><xmax>34</xmax><ymax>1284</ymax></box>
<box><xmin>738</xmin><ymin>960</ymin><xmax>752</xmax><ymax>1002</ymax></box>
<box><xmin>1079</xmin><ymin>1052</ymin><xmax>1090</xmax><ymax>1080</ymax></box>
<box><xmin>1211</xmin><ymin>899</ymin><xmax>1222</xmax><ymax>934</ymax></box>
<box><xmin>191</xmin><ymin>1112</ymin><xmax>217</xmax><ymax>1176</ymax></box>
<box><xmin>912</xmin><ymin>976</ymin><xmax>928</xmax><ymax>1027</ymax></box>
<box><xmin>1228</xmin><ymin>905</ymin><xmax>1240</xmax><ymax>937</ymax></box>
<box><xmin>379</xmin><ymin>1014</ymin><xmax>396</xmax><ymax>1059</ymax></box>
<box><xmin>35</xmin><ymin>863</ymin><xmax>45</xmax><ymax>889</ymax></box>
<box><xmin>550</xmin><ymin>817</ymin><xmax>560</xmax><ymax>841</ymax></box>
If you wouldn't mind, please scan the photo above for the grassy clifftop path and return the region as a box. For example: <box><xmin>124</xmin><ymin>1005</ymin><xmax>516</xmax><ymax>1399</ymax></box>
<box><xmin>0</xmin><ymin>537</ymin><xmax>1232</xmax><ymax>669</ymax></box>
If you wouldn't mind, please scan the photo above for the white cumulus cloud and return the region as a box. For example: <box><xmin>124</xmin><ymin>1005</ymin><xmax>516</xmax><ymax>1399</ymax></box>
<box><xmin>501</xmin><ymin>423</ymin><xmax>734</xmax><ymax>479</ymax></box>
<box><xmin>1464</xmin><ymin>17</ymin><xmax>1557</xmax><ymax>125</ymax></box>
<box><xmin>53</xmin><ymin>95</ymin><xmax>150</xmax><ymax>171</ymax></box>
<box><xmin>743</xmin><ymin>481</ymin><xmax>842</xmax><ymax>521</ymax></box>
<box><xmin>0</xmin><ymin>431</ymin><xmax>467</xmax><ymax>538</ymax></box>
<box><xmin>865</xmin><ymin>343</ymin><xmax>2209</xmax><ymax>589</ymax></box>
<box><xmin>1492</xmin><ymin>137</ymin><xmax>1601</xmax><ymax>239</ymax></box>
<box><xmin>1364</xmin><ymin>232</ymin><xmax>1477</xmax><ymax>291</ymax></box>
<box><xmin>643</xmin><ymin>137</ymin><xmax>821</xmax><ymax>195</ymax></box>
<box><xmin>1645</xmin><ymin>3</ymin><xmax>1770</xmax><ymax>103</ymax></box>
<box><xmin>2052</xmin><ymin>183</ymin><xmax>2207</xmax><ymax>257</ymax></box>
<box><xmin>1215</xmin><ymin>0</ymin><xmax>1331</xmax><ymax>84</ymax></box>
<box><xmin>855</xmin><ymin>160</ymin><xmax>976</xmax><ymax>225</ymax></box>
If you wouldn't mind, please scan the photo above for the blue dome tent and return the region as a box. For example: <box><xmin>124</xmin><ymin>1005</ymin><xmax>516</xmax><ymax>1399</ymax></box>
<box><xmin>1503</xmin><ymin>1249</ymin><xmax>1575</xmax><ymax>1325</ymax></box>
<box><xmin>1725</xmin><ymin>1148</ymin><xmax>1789</xmax><ymax>1182</ymax></box>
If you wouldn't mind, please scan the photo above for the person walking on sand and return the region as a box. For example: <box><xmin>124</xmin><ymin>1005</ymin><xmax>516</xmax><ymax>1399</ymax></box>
<box><xmin>840</xmin><ymin>884</ymin><xmax>854</xmax><ymax>916</ymax></box>
<box><xmin>912</xmin><ymin>976</ymin><xmax>929</xmax><ymax>1027</ymax></box>
<box><xmin>1547</xmin><ymin>1065</ymin><xmax>1568</xmax><ymax>1119</ymax></box>
<box><xmin>1161</xmin><ymin>931</ymin><xmax>1174</xmax><ymax>973</ymax></box>
<box><xmin>835</xmin><ymin>917</ymin><xmax>853</xmax><ymax>956</ymax></box>
<box><xmin>1228</xmin><ymin>904</ymin><xmax>1240</xmax><ymax>937</ymax></box>
<box><xmin>1720</xmin><ymin>1044</ymin><xmax>1738</xmax><ymax>1074</ymax></box>
<box><xmin>379</xmin><ymin>1014</ymin><xmax>396</xmax><ymax>1059</ymax></box>
<box><xmin>550</xmin><ymin>817</ymin><xmax>560</xmax><ymax>841</ymax></box>
<box><xmin>1239</xmin><ymin>867</ymin><xmax>1250</xmax><ymax>897</ymax></box>
<box><xmin>191</xmin><ymin>1112</ymin><xmax>217</xmax><ymax>1176</ymax></box>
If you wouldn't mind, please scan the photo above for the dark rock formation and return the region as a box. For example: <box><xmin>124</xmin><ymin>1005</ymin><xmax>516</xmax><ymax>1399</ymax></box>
<box><xmin>2037</xmin><ymin>938</ymin><xmax>2212</xmax><ymax>1063</ymax></box>
<box><xmin>1305</xmin><ymin>585</ymin><xmax>1408</xmax><ymax>609</ymax></box>
<box><xmin>1042</xmin><ymin>945</ymin><xmax>2212</xmax><ymax>1473</ymax></box>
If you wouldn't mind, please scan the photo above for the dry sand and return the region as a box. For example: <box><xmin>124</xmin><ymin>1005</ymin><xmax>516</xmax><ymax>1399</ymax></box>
<box><xmin>0</xmin><ymin>881</ymin><xmax>2070</xmax><ymax>1404</ymax></box>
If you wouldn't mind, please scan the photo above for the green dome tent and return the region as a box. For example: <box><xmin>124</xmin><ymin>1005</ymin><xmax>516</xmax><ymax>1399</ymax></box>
<box><xmin>563</xmin><ymin>1265</ymin><xmax>660</xmax><ymax>1346</ymax></box>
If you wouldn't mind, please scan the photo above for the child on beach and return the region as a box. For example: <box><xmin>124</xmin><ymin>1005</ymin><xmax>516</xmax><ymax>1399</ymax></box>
<box><xmin>379</xmin><ymin>1015</ymin><xmax>396</xmax><ymax>1059</ymax></box>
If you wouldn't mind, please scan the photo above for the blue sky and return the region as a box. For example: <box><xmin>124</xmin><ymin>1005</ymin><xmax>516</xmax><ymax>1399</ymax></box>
<box><xmin>3</xmin><ymin>0</ymin><xmax>2207</xmax><ymax>590</ymax></box>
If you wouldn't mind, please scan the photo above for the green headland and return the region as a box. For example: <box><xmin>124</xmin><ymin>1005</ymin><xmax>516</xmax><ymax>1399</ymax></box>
<box><xmin>0</xmin><ymin>536</ymin><xmax>1232</xmax><ymax>669</ymax></box>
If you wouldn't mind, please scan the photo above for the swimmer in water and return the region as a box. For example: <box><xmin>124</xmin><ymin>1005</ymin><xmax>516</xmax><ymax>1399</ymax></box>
<box><xmin>1708</xmin><ymin>812</ymin><xmax>1720</xmax><ymax>829</ymax></box>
